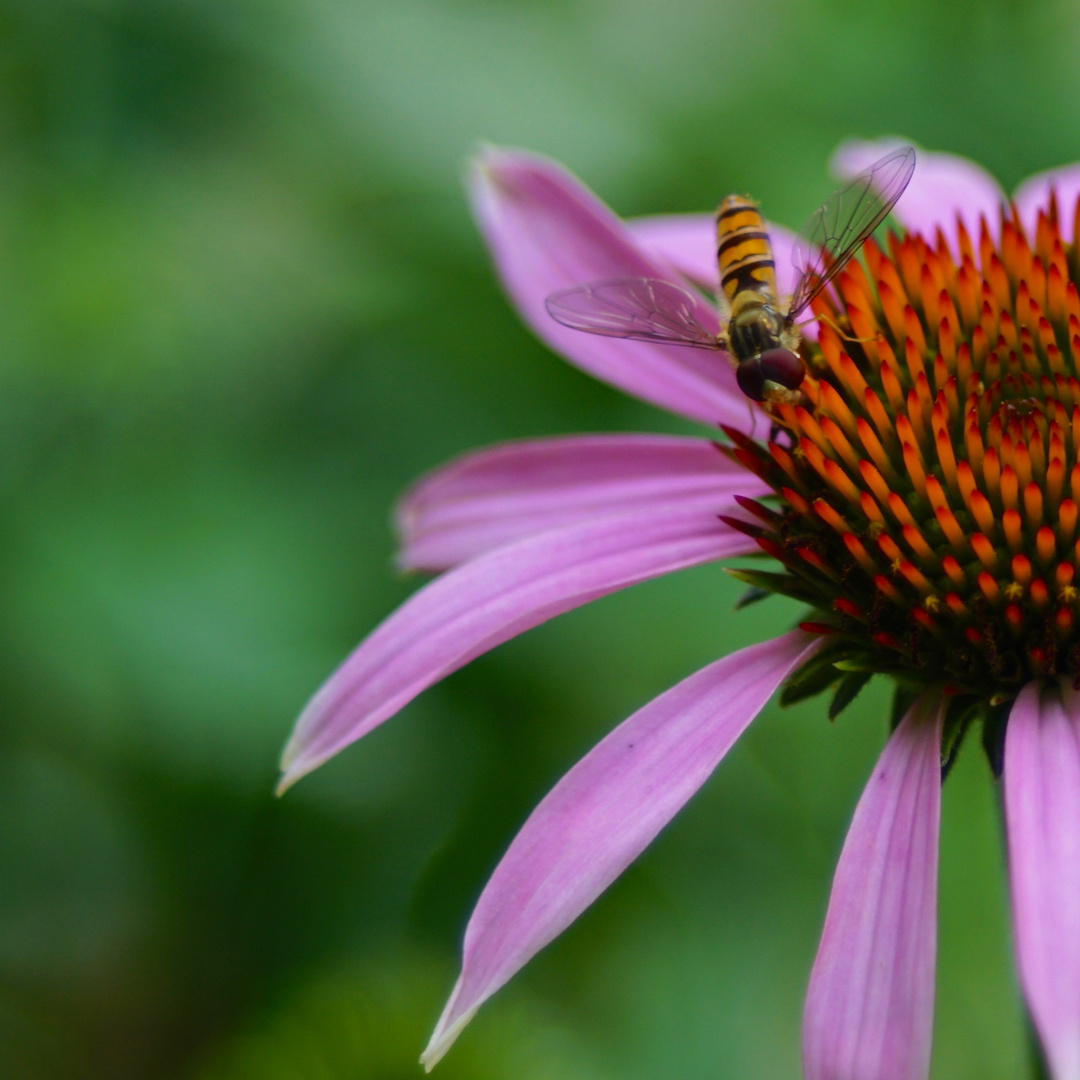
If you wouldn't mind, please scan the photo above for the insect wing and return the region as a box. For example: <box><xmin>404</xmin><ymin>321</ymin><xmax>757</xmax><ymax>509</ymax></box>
<box><xmin>787</xmin><ymin>145</ymin><xmax>916</xmax><ymax>320</ymax></box>
<box><xmin>545</xmin><ymin>277</ymin><xmax>718</xmax><ymax>350</ymax></box>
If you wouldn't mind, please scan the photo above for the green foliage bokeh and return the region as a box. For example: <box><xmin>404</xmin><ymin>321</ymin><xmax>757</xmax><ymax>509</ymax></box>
<box><xmin>2</xmin><ymin>0</ymin><xmax>1077</xmax><ymax>1076</ymax></box>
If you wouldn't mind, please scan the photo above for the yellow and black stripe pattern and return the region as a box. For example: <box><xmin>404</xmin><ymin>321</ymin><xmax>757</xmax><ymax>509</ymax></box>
<box><xmin>716</xmin><ymin>195</ymin><xmax>778</xmax><ymax>316</ymax></box>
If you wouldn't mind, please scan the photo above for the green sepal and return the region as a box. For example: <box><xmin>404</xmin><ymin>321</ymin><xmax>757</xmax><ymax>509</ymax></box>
<box><xmin>724</xmin><ymin>568</ymin><xmax>817</xmax><ymax>605</ymax></box>
<box><xmin>780</xmin><ymin>649</ymin><xmax>844</xmax><ymax>707</ymax></box>
<box><xmin>833</xmin><ymin>658</ymin><xmax>874</xmax><ymax>672</ymax></box>
<box><xmin>940</xmin><ymin>695</ymin><xmax>981</xmax><ymax>779</ymax></box>
<box><xmin>828</xmin><ymin>670</ymin><xmax>873</xmax><ymax>720</ymax></box>
<box><xmin>889</xmin><ymin>679</ymin><xmax>921</xmax><ymax>731</ymax></box>
<box><xmin>981</xmin><ymin>697</ymin><xmax>1013</xmax><ymax>778</ymax></box>
<box><xmin>734</xmin><ymin>586</ymin><xmax>772</xmax><ymax>610</ymax></box>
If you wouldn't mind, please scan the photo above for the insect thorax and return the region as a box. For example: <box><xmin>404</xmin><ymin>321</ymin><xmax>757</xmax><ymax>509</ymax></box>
<box><xmin>726</xmin><ymin>302</ymin><xmax>785</xmax><ymax>363</ymax></box>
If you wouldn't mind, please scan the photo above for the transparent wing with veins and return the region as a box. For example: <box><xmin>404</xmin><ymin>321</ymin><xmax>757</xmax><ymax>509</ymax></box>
<box><xmin>787</xmin><ymin>145</ymin><xmax>916</xmax><ymax>322</ymax></box>
<box><xmin>545</xmin><ymin>277</ymin><xmax>721</xmax><ymax>351</ymax></box>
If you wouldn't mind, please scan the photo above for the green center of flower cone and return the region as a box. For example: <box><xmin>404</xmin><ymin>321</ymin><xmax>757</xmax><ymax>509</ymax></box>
<box><xmin>727</xmin><ymin>196</ymin><xmax>1080</xmax><ymax>747</ymax></box>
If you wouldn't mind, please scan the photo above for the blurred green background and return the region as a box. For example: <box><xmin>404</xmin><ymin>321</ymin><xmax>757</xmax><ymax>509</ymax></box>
<box><xmin>3</xmin><ymin>0</ymin><xmax>1079</xmax><ymax>1077</ymax></box>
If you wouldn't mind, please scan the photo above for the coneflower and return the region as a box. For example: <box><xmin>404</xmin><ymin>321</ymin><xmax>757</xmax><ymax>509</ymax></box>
<box><xmin>279</xmin><ymin>139</ymin><xmax>1080</xmax><ymax>1080</ymax></box>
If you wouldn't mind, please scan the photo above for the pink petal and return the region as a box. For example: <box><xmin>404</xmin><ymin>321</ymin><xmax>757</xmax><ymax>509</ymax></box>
<box><xmin>626</xmin><ymin>213</ymin><xmax>717</xmax><ymax>286</ymax></box>
<box><xmin>803</xmin><ymin>691</ymin><xmax>944</xmax><ymax>1080</ymax></box>
<box><xmin>626</xmin><ymin>213</ymin><xmax>807</xmax><ymax>305</ymax></box>
<box><xmin>768</xmin><ymin>220</ymin><xmax>821</xmax><ymax>341</ymax></box>
<box><xmin>1014</xmin><ymin>164</ymin><xmax>1080</xmax><ymax>243</ymax></box>
<box><xmin>470</xmin><ymin>148</ymin><xmax>748</xmax><ymax>428</ymax></box>
<box><xmin>396</xmin><ymin>434</ymin><xmax>765</xmax><ymax>571</ymax></box>
<box><xmin>1004</xmin><ymin>680</ymin><xmax>1080</xmax><ymax>1080</ymax></box>
<box><xmin>280</xmin><ymin>506</ymin><xmax>755</xmax><ymax>790</ymax></box>
<box><xmin>831</xmin><ymin>138</ymin><xmax>1005</xmax><ymax>258</ymax></box>
<box><xmin>421</xmin><ymin>629</ymin><xmax>821</xmax><ymax>1069</ymax></box>
<box><xmin>769</xmin><ymin>219</ymin><xmax>806</xmax><ymax>306</ymax></box>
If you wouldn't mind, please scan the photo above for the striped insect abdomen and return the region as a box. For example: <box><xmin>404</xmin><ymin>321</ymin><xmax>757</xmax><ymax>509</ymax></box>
<box><xmin>716</xmin><ymin>195</ymin><xmax>778</xmax><ymax>317</ymax></box>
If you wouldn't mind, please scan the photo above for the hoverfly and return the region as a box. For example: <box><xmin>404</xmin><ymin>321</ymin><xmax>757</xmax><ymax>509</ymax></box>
<box><xmin>544</xmin><ymin>146</ymin><xmax>916</xmax><ymax>406</ymax></box>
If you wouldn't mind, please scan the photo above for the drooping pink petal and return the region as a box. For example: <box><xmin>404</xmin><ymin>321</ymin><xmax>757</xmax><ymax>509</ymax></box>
<box><xmin>803</xmin><ymin>691</ymin><xmax>944</xmax><ymax>1080</ymax></box>
<box><xmin>396</xmin><ymin>433</ymin><xmax>766</xmax><ymax>571</ymax></box>
<box><xmin>280</xmin><ymin>505</ymin><xmax>756</xmax><ymax>790</ymax></box>
<box><xmin>1014</xmin><ymin>164</ymin><xmax>1080</xmax><ymax>243</ymax></box>
<box><xmin>1004</xmin><ymin>680</ymin><xmax>1080</xmax><ymax>1080</ymax></box>
<box><xmin>831</xmin><ymin>138</ymin><xmax>1005</xmax><ymax>258</ymax></box>
<box><xmin>470</xmin><ymin>148</ymin><xmax>749</xmax><ymax>428</ymax></box>
<box><xmin>627</xmin><ymin>213</ymin><xmax>806</xmax><ymax>304</ymax></box>
<box><xmin>421</xmin><ymin>628</ymin><xmax>822</xmax><ymax>1070</ymax></box>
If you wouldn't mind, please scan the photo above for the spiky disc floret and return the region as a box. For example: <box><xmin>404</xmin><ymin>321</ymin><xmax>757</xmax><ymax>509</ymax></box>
<box><xmin>730</xmin><ymin>196</ymin><xmax>1080</xmax><ymax>714</ymax></box>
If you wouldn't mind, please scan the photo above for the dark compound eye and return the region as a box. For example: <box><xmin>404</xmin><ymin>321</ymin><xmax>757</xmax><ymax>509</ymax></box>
<box><xmin>735</xmin><ymin>359</ymin><xmax>767</xmax><ymax>401</ymax></box>
<box><xmin>758</xmin><ymin>348</ymin><xmax>805</xmax><ymax>391</ymax></box>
